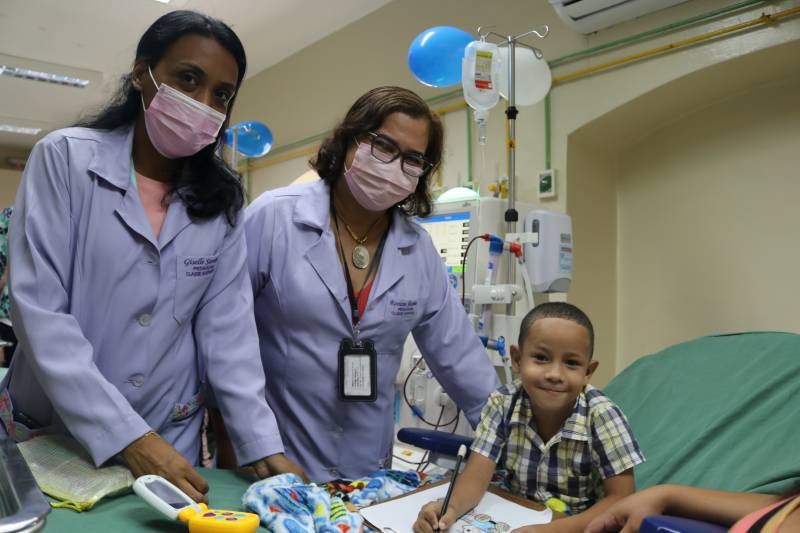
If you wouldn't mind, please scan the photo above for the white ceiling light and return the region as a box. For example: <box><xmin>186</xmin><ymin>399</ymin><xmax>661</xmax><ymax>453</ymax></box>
<box><xmin>0</xmin><ymin>124</ymin><xmax>42</xmax><ymax>135</ymax></box>
<box><xmin>0</xmin><ymin>65</ymin><xmax>90</xmax><ymax>87</ymax></box>
<box><xmin>153</xmin><ymin>0</ymin><xmax>171</xmax><ymax>3</ymax></box>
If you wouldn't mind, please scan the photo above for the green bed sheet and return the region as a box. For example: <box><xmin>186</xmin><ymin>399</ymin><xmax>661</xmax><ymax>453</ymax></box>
<box><xmin>604</xmin><ymin>332</ymin><xmax>800</xmax><ymax>495</ymax></box>
<box><xmin>43</xmin><ymin>468</ymin><xmax>268</xmax><ymax>532</ymax></box>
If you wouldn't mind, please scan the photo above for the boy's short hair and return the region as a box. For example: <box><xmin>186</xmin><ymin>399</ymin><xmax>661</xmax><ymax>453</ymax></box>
<box><xmin>518</xmin><ymin>302</ymin><xmax>595</xmax><ymax>358</ymax></box>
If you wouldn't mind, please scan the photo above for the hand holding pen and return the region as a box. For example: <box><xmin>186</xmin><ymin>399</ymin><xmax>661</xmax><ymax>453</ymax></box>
<box><xmin>437</xmin><ymin>444</ymin><xmax>467</xmax><ymax>529</ymax></box>
<box><xmin>413</xmin><ymin>444</ymin><xmax>468</xmax><ymax>533</ymax></box>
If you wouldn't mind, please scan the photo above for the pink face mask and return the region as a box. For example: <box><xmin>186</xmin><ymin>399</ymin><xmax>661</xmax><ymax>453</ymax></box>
<box><xmin>344</xmin><ymin>141</ymin><xmax>419</xmax><ymax>212</ymax></box>
<box><xmin>141</xmin><ymin>67</ymin><xmax>228</xmax><ymax>159</ymax></box>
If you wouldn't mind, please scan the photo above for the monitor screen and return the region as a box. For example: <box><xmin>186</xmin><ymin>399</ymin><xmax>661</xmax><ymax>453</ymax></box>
<box><xmin>418</xmin><ymin>212</ymin><xmax>471</xmax><ymax>274</ymax></box>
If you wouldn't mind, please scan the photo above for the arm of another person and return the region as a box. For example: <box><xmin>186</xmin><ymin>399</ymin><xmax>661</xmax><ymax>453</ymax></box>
<box><xmin>207</xmin><ymin>194</ymin><xmax>277</xmax><ymax>472</ymax></box>
<box><xmin>10</xmin><ymin>136</ymin><xmax>207</xmax><ymax>500</ymax></box>
<box><xmin>411</xmin><ymin>236</ymin><xmax>500</xmax><ymax>427</ymax></box>
<box><xmin>194</xmin><ymin>212</ymin><xmax>304</xmax><ymax>480</ymax></box>
<box><xmin>584</xmin><ymin>485</ymin><xmax>782</xmax><ymax>533</ymax></box>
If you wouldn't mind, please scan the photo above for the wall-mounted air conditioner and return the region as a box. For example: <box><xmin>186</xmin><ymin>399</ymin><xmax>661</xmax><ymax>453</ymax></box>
<box><xmin>549</xmin><ymin>0</ymin><xmax>690</xmax><ymax>34</ymax></box>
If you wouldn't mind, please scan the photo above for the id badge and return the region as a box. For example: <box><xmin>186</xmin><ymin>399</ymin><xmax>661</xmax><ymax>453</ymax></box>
<box><xmin>338</xmin><ymin>337</ymin><xmax>377</xmax><ymax>402</ymax></box>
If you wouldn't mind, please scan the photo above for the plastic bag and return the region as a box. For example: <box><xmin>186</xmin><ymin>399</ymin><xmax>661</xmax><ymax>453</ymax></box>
<box><xmin>17</xmin><ymin>434</ymin><xmax>134</xmax><ymax>511</ymax></box>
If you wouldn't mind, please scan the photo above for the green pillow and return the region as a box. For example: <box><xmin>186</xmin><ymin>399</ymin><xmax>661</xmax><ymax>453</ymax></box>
<box><xmin>604</xmin><ymin>332</ymin><xmax>800</xmax><ymax>495</ymax></box>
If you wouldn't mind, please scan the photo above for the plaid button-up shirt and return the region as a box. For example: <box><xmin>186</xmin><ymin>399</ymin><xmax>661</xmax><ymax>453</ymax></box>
<box><xmin>471</xmin><ymin>383</ymin><xmax>645</xmax><ymax>513</ymax></box>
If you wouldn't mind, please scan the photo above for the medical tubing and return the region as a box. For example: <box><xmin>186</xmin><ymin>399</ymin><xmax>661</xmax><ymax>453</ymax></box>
<box><xmin>477</xmin><ymin>238</ymin><xmax>503</xmax><ymax>333</ymax></box>
<box><xmin>461</xmin><ymin>235</ymin><xmax>486</xmax><ymax>307</ymax></box>
<box><xmin>519</xmin><ymin>256</ymin><xmax>534</xmax><ymax>309</ymax></box>
<box><xmin>402</xmin><ymin>357</ymin><xmax>460</xmax><ymax>428</ymax></box>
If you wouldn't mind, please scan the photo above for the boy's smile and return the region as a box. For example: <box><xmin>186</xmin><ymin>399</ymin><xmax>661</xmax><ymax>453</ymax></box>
<box><xmin>511</xmin><ymin>317</ymin><xmax>598</xmax><ymax>434</ymax></box>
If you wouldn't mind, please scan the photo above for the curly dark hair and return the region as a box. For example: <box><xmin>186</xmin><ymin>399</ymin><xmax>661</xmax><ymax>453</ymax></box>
<box><xmin>518</xmin><ymin>302</ymin><xmax>595</xmax><ymax>359</ymax></box>
<box><xmin>76</xmin><ymin>10</ymin><xmax>246</xmax><ymax>226</ymax></box>
<box><xmin>310</xmin><ymin>86</ymin><xmax>443</xmax><ymax>218</ymax></box>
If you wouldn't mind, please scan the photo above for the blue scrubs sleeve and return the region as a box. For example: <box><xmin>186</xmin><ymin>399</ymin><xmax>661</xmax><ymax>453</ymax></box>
<box><xmin>411</xmin><ymin>240</ymin><xmax>500</xmax><ymax>427</ymax></box>
<box><xmin>9</xmin><ymin>136</ymin><xmax>150</xmax><ymax>465</ymax></box>
<box><xmin>195</xmin><ymin>212</ymin><xmax>284</xmax><ymax>465</ymax></box>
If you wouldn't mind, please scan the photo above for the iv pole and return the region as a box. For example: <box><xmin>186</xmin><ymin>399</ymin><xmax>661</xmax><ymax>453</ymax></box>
<box><xmin>479</xmin><ymin>26</ymin><xmax>549</xmax><ymax>314</ymax></box>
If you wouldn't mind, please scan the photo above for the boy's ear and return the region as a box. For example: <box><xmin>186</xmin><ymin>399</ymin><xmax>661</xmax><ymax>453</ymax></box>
<box><xmin>510</xmin><ymin>344</ymin><xmax>521</xmax><ymax>374</ymax></box>
<box><xmin>585</xmin><ymin>359</ymin><xmax>599</xmax><ymax>384</ymax></box>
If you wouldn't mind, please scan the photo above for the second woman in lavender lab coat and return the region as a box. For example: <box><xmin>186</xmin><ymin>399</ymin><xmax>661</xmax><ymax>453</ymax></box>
<box><xmin>244</xmin><ymin>87</ymin><xmax>500</xmax><ymax>481</ymax></box>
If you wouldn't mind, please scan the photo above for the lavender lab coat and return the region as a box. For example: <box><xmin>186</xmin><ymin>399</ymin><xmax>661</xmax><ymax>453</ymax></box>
<box><xmin>0</xmin><ymin>126</ymin><xmax>283</xmax><ymax>467</ymax></box>
<box><xmin>245</xmin><ymin>180</ymin><xmax>500</xmax><ymax>481</ymax></box>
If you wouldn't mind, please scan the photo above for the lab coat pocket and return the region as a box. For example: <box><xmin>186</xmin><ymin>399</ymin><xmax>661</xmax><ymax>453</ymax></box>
<box><xmin>174</xmin><ymin>254</ymin><xmax>219</xmax><ymax>324</ymax></box>
<box><xmin>171</xmin><ymin>389</ymin><xmax>205</xmax><ymax>422</ymax></box>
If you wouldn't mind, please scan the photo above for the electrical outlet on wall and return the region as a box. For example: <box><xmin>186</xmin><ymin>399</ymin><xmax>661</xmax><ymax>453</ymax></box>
<box><xmin>538</xmin><ymin>169</ymin><xmax>556</xmax><ymax>199</ymax></box>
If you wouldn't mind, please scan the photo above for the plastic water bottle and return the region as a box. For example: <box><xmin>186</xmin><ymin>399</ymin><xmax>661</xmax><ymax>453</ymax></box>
<box><xmin>462</xmin><ymin>39</ymin><xmax>501</xmax><ymax>145</ymax></box>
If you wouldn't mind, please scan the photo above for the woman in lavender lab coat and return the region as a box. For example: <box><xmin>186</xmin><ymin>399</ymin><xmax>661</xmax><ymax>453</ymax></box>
<box><xmin>243</xmin><ymin>87</ymin><xmax>501</xmax><ymax>481</ymax></box>
<box><xmin>0</xmin><ymin>11</ymin><xmax>301</xmax><ymax>502</ymax></box>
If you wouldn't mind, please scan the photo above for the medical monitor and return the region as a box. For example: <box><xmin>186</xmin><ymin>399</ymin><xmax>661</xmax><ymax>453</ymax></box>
<box><xmin>418</xmin><ymin>211</ymin><xmax>471</xmax><ymax>279</ymax></box>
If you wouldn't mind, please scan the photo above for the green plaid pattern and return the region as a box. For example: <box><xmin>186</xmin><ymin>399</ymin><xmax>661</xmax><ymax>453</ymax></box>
<box><xmin>471</xmin><ymin>383</ymin><xmax>644</xmax><ymax>513</ymax></box>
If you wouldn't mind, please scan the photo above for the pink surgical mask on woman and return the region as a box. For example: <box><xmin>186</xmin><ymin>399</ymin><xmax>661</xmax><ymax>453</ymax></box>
<box><xmin>141</xmin><ymin>67</ymin><xmax>228</xmax><ymax>159</ymax></box>
<box><xmin>343</xmin><ymin>141</ymin><xmax>419</xmax><ymax>212</ymax></box>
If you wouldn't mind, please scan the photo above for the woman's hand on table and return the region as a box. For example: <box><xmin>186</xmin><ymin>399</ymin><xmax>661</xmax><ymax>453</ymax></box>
<box><xmin>244</xmin><ymin>453</ymin><xmax>308</xmax><ymax>482</ymax></box>
<box><xmin>122</xmin><ymin>431</ymin><xmax>209</xmax><ymax>503</ymax></box>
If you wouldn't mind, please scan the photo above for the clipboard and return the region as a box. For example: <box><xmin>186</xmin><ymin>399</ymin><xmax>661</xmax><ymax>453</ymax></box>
<box><xmin>359</xmin><ymin>480</ymin><xmax>557</xmax><ymax>533</ymax></box>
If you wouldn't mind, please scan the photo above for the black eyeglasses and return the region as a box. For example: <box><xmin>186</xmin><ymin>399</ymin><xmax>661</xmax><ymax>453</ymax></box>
<box><xmin>364</xmin><ymin>132</ymin><xmax>433</xmax><ymax>178</ymax></box>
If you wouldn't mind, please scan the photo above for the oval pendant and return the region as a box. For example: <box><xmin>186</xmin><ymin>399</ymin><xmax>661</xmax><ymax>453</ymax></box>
<box><xmin>352</xmin><ymin>245</ymin><xmax>370</xmax><ymax>270</ymax></box>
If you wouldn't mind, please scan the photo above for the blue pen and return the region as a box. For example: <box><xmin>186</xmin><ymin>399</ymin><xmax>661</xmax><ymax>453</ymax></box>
<box><xmin>438</xmin><ymin>444</ymin><xmax>467</xmax><ymax>529</ymax></box>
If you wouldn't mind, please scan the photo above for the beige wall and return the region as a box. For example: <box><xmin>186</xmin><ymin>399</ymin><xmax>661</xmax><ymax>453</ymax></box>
<box><xmin>232</xmin><ymin>0</ymin><xmax>800</xmax><ymax>380</ymax></box>
<box><xmin>615</xmin><ymin>74</ymin><xmax>800</xmax><ymax>368</ymax></box>
<box><xmin>0</xmin><ymin>168</ymin><xmax>21</xmax><ymax>208</ymax></box>
<box><xmin>566</xmin><ymin>142</ymin><xmax>617</xmax><ymax>387</ymax></box>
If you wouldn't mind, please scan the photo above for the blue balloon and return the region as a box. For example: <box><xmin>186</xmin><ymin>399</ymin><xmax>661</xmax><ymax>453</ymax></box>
<box><xmin>408</xmin><ymin>26</ymin><xmax>474</xmax><ymax>87</ymax></box>
<box><xmin>224</xmin><ymin>121</ymin><xmax>273</xmax><ymax>158</ymax></box>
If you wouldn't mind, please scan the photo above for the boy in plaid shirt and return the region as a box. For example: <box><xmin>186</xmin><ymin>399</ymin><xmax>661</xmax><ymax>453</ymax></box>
<box><xmin>414</xmin><ymin>302</ymin><xmax>644</xmax><ymax>533</ymax></box>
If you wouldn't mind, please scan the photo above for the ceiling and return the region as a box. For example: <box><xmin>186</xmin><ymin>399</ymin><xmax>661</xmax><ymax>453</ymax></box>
<box><xmin>0</xmin><ymin>0</ymin><xmax>390</xmax><ymax>154</ymax></box>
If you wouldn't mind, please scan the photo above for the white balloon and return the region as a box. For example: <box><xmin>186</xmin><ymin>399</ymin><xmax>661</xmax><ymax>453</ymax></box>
<box><xmin>497</xmin><ymin>46</ymin><xmax>552</xmax><ymax>106</ymax></box>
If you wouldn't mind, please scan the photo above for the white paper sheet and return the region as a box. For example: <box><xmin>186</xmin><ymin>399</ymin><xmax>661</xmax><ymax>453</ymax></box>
<box><xmin>360</xmin><ymin>483</ymin><xmax>552</xmax><ymax>533</ymax></box>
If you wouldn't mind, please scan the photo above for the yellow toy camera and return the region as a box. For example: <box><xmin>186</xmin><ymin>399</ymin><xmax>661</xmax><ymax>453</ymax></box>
<box><xmin>133</xmin><ymin>475</ymin><xmax>260</xmax><ymax>533</ymax></box>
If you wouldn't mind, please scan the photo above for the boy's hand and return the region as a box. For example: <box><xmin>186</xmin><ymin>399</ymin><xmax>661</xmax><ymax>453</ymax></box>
<box><xmin>414</xmin><ymin>499</ymin><xmax>459</xmax><ymax>532</ymax></box>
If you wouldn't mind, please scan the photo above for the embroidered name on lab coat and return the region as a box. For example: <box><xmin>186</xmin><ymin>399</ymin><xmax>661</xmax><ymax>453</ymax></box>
<box><xmin>182</xmin><ymin>256</ymin><xmax>218</xmax><ymax>278</ymax></box>
<box><xmin>388</xmin><ymin>299</ymin><xmax>418</xmax><ymax>319</ymax></box>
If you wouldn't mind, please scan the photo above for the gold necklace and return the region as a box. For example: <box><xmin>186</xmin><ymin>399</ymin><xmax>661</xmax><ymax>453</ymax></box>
<box><xmin>335</xmin><ymin>213</ymin><xmax>384</xmax><ymax>269</ymax></box>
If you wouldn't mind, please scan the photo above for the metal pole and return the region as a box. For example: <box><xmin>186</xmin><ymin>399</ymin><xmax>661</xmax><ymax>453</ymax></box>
<box><xmin>506</xmin><ymin>36</ymin><xmax>517</xmax><ymax>315</ymax></box>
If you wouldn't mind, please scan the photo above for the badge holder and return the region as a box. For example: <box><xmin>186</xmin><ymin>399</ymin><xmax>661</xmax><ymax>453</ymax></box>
<box><xmin>338</xmin><ymin>337</ymin><xmax>377</xmax><ymax>402</ymax></box>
